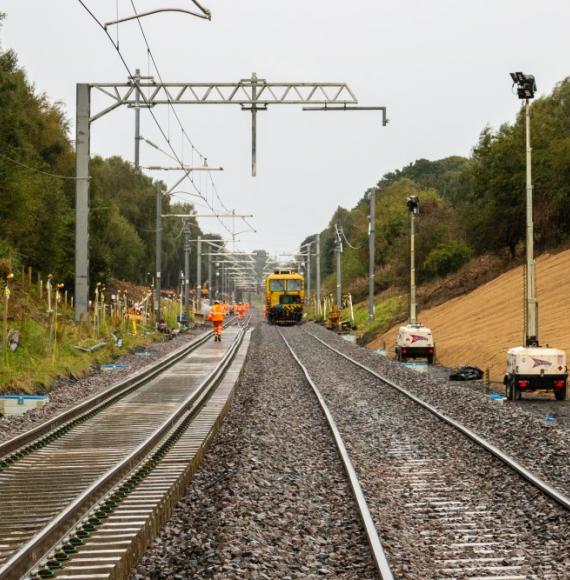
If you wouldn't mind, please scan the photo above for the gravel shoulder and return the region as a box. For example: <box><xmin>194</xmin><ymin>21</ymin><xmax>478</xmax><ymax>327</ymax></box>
<box><xmin>0</xmin><ymin>327</ymin><xmax>207</xmax><ymax>444</ymax></box>
<box><xmin>310</xmin><ymin>323</ymin><xmax>570</xmax><ymax>497</ymax></box>
<box><xmin>134</xmin><ymin>321</ymin><xmax>376</xmax><ymax>579</ymax></box>
<box><xmin>426</xmin><ymin>362</ymin><xmax>570</xmax><ymax>429</ymax></box>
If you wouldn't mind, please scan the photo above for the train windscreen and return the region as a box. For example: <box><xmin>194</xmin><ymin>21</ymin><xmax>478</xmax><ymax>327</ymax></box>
<box><xmin>286</xmin><ymin>279</ymin><xmax>302</xmax><ymax>291</ymax></box>
<box><xmin>269</xmin><ymin>279</ymin><xmax>285</xmax><ymax>291</ymax></box>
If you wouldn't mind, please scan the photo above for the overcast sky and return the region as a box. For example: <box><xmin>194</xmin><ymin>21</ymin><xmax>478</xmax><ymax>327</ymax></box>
<box><xmin>2</xmin><ymin>1</ymin><xmax>569</xmax><ymax>257</ymax></box>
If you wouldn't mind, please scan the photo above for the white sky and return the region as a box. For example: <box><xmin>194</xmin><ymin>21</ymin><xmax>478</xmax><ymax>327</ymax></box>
<box><xmin>2</xmin><ymin>1</ymin><xmax>569</xmax><ymax>256</ymax></box>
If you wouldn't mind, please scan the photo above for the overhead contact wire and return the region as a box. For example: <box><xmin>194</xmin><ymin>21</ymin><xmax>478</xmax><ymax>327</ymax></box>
<box><xmin>75</xmin><ymin>0</ymin><xmax>233</xmax><ymax>237</ymax></box>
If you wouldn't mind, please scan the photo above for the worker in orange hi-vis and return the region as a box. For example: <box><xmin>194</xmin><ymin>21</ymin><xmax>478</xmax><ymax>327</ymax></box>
<box><xmin>237</xmin><ymin>301</ymin><xmax>246</xmax><ymax>324</ymax></box>
<box><xmin>232</xmin><ymin>301</ymin><xmax>238</xmax><ymax>316</ymax></box>
<box><xmin>223</xmin><ymin>302</ymin><xmax>229</xmax><ymax>317</ymax></box>
<box><xmin>207</xmin><ymin>300</ymin><xmax>225</xmax><ymax>341</ymax></box>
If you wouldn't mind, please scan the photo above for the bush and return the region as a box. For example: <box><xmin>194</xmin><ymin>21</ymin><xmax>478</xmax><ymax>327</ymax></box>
<box><xmin>423</xmin><ymin>241</ymin><xmax>473</xmax><ymax>278</ymax></box>
<box><xmin>0</xmin><ymin>239</ymin><xmax>21</xmax><ymax>277</ymax></box>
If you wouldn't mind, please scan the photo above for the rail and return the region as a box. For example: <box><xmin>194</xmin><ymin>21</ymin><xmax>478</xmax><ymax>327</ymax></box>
<box><xmin>279</xmin><ymin>329</ymin><xmax>394</xmax><ymax>580</ymax></box>
<box><xmin>0</xmin><ymin>317</ymin><xmax>237</xmax><ymax>464</ymax></box>
<box><xmin>0</xmin><ymin>320</ymin><xmax>248</xmax><ymax>579</ymax></box>
<box><xmin>304</xmin><ymin>328</ymin><xmax>570</xmax><ymax>512</ymax></box>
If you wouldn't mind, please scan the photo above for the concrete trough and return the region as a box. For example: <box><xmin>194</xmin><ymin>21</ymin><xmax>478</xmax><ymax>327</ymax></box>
<box><xmin>0</xmin><ymin>394</ymin><xmax>49</xmax><ymax>416</ymax></box>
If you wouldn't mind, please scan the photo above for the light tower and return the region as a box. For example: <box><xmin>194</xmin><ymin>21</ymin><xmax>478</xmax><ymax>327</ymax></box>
<box><xmin>504</xmin><ymin>73</ymin><xmax>567</xmax><ymax>401</ymax></box>
<box><xmin>395</xmin><ymin>196</ymin><xmax>435</xmax><ymax>364</ymax></box>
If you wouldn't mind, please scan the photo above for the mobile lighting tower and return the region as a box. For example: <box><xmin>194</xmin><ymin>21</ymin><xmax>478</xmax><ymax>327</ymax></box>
<box><xmin>504</xmin><ymin>72</ymin><xmax>567</xmax><ymax>401</ymax></box>
<box><xmin>395</xmin><ymin>195</ymin><xmax>435</xmax><ymax>364</ymax></box>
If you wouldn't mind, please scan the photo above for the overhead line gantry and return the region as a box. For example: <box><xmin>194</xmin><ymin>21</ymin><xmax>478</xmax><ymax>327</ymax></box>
<box><xmin>74</xmin><ymin>73</ymin><xmax>360</xmax><ymax>321</ymax></box>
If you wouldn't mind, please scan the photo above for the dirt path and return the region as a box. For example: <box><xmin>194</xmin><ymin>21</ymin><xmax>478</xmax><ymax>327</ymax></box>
<box><xmin>372</xmin><ymin>249</ymin><xmax>570</xmax><ymax>383</ymax></box>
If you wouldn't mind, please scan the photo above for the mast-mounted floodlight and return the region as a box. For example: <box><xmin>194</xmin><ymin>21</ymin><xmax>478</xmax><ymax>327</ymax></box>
<box><xmin>395</xmin><ymin>194</ymin><xmax>435</xmax><ymax>364</ymax></box>
<box><xmin>510</xmin><ymin>72</ymin><xmax>536</xmax><ymax>100</ymax></box>
<box><xmin>407</xmin><ymin>195</ymin><xmax>419</xmax><ymax>214</ymax></box>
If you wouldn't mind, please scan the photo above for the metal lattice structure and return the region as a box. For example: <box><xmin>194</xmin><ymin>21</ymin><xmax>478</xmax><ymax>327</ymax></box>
<box><xmin>74</xmin><ymin>73</ymin><xmax>359</xmax><ymax>321</ymax></box>
<box><xmin>90</xmin><ymin>77</ymin><xmax>357</xmax><ymax>121</ymax></box>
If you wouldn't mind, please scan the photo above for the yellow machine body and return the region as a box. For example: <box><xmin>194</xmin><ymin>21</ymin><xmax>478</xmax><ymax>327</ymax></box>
<box><xmin>265</xmin><ymin>270</ymin><xmax>304</xmax><ymax>325</ymax></box>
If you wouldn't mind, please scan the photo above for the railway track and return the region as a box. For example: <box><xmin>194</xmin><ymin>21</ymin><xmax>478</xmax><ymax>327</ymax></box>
<box><xmin>281</xmin><ymin>325</ymin><xmax>570</xmax><ymax>579</ymax></box>
<box><xmin>279</xmin><ymin>329</ymin><xmax>393</xmax><ymax>580</ymax></box>
<box><xmin>0</xmin><ymin>319</ymin><xmax>251</xmax><ymax>580</ymax></box>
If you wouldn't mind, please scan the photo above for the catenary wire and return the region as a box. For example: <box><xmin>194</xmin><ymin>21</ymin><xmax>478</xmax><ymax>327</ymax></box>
<box><xmin>75</xmin><ymin>0</ymin><xmax>233</xmax><ymax>236</ymax></box>
<box><xmin>129</xmin><ymin>0</ymin><xmax>230</xmax><ymax>215</ymax></box>
<box><xmin>0</xmin><ymin>152</ymin><xmax>81</xmax><ymax>180</ymax></box>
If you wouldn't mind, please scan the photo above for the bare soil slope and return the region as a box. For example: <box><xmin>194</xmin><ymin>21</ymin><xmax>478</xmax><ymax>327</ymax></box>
<box><xmin>371</xmin><ymin>249</ymin><xmax>570</xmax><ymax>382</ymax></box>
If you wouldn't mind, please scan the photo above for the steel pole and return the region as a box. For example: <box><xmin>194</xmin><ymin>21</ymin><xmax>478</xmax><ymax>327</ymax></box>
<box><xmin>525</xmin><ymin>99</ymin><xmax>538</xmax><ymax>346</ymax></box>
<box><xmin>184</xmin><ymin>232</ymin><xmax>190</xmax><ymax>318</ymax></box>
<box><xmin>368</xmin><ymin>189</ymin><xmax>376</xmax><ymax>321</ymax></box>
<box><xmin>134</xmin><ymin>69</ymin><xmax>141</xmax><ymax>169</ymax></box>
<box><xmin>316</xmin><ymin>233</ymin><xmax>321</xmax><ymax>312</ymax></box>
<box><xmin>410</xmin><ymin>211</ymin><xmax>417</xmax><ymax>324</ymax></box>
<box><xmin>208</xmin><ymin>255</ymin><xmax>212</xmax><ymax>303</ymax></box>
<box><xmin>75</xmin><ymin>84</ymin><xmax>91</xmax><ymax>323</ymax></box>
<box><xmin>155</xmin><ymin>182</ymin><xmax>162</xmax><ymax>321</ymax></box>
<box><xmin>307</xmin><ymin>243</ymin><xmax>312</xmax><ymax>305</ymax></box>
<box><xmin>251</xmin><ymin>72</ymin><xmax>257</xmax><ymax>176</ymax></box>
<box><xmin>197</xmin><ymin>236</ymin><xmax>202</xmax><ymax>313</ymax></box>
<box><xmin>336</xmin><ymin>241</ymin><xmax>342</xmax><ymax>310</ymax></box>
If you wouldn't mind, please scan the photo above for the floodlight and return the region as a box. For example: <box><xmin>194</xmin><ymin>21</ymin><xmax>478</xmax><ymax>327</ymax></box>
<box><xmin>510</xmin><ymin>72</ymin><xmax>536</xmax><ymax>100</ymax></box>
<box><xmin>407</xmin><ymin>195</ymin><xmax>419</xmax><ymax>214</ymax></box>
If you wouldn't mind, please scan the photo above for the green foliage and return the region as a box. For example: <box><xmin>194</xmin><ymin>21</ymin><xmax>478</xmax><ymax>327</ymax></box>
<box><xmin>0</xmin><ymin>311</ymin><xmax>158</xmax><ymax>394</ymax></box>
<box><xmin>0</xmin><ymin>35</ymin><xmax>209</xmax><ymax>291</ymax></box>
<box><xmin>377</xmin><ymin>156</ymin><xmax>469</xmax><ymax>204</ymax></box>
<box><xmin>0</xmin><ymin>239</ymin><xmax>21</xmax><ymax>274</ymax></box>
<box><xmin>351</xmin><ymin>296</ymin><xmax>405</xmax><ymax>339</ymax></box>
<box><xmin>314</xmin><ymin>178</ymin><xmax>465</xmax><ymax>300</ymax></box>
<box><xmin>0</xmin><ymin>47</ymin><xmax>74</xmax><ymax>279</ymax></box>
<box><xmin>423</xmin><ymin>241</ymin><xmax>473</xmax><ymax>278</ymax></box>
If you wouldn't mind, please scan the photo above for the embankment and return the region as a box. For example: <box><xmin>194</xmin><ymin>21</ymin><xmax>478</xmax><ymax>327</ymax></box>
<box><xmin>371</xmin><ymin>249</ymin><xmax>570</xmax><ymax>381</ymax></box>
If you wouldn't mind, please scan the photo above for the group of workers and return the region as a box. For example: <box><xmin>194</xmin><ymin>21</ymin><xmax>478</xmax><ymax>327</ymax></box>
<box><xmin>207</xmin><ymin>300</ymin><xmax>250</xmax><ymax>341</ymax></box>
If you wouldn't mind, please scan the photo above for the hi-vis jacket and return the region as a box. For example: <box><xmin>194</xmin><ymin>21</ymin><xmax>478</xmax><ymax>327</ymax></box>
<box><xmin>208</xmin><ymin>303</ymin><xmax>225</xmax><ymax>322</ymax></box>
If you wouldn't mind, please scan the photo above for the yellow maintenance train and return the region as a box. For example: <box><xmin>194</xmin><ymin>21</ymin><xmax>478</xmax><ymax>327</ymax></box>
<box><xmin>264</xmin><ymin>269</ymin><xmax>304</xmax><ymax>325</ymax></box>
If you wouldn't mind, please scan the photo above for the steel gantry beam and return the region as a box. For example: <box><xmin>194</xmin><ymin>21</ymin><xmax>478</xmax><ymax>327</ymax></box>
<box><xmin>89</xmin><ymin>72</ymin><xmax>358</xmax><ymax>177</ymax></box>
<box><xmin>90</xmin><ymin>76</ymin><xmax>357</xmax><ymax>120</ymax></box>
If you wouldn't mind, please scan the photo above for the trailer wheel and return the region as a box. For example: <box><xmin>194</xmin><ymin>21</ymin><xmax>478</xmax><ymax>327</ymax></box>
<box><xmin>555</xmin><ymin>387</ymin><xmax>567</xmax><ymax>401</ymax></box>
<box><xmin>427</xmin><ymin>355</ymin><xmax>434</xmax><ymax>365</ymax></box>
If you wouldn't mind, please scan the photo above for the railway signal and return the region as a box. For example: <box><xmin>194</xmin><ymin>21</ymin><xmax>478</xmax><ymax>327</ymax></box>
<box><xmin>504</xmin><ymin>73</ymin><xmax>567</xmax><ymax>401</ymax></box>
<box><xmin>395</xmin><ymin>196</ymin><xmax>436</xmax><ymax>364</ymax></box>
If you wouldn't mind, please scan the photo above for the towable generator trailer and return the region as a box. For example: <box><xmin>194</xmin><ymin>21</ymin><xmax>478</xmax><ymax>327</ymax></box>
<box><xmin>395</xmin><ymin>323</ymin><xmax>435</xmax><ymax>364</ymax></box>
<box><xmin>505</xmin><ymin>347</ymin><xmax>567</xmax><ymax>401</ymax></box>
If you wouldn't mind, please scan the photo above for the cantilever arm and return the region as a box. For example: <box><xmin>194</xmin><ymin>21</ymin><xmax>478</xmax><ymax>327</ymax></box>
<box><xmin>104</xmin><ymin>8</ymin><xmax>210</xmax><ymax>29</ymax></box>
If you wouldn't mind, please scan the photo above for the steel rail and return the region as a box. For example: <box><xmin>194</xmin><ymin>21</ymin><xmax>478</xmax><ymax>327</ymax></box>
<box><xmin>0</xmin><ymin>322</ymin><xmax>248</xmax><ymax>580</ymax></box>
<box><xmin>303</xmin><ymin>328</ymin><xmax>570</xmax><ymax>512</ymax></box>
<box><xmin>0</xmin><ymin>318</ymin><xmax>237</xmax><ymax>462</ymax></box>
<box><xmin>279</xmin><ymin>330</ymin><xmax>394</xmax><ymax>580</ymax></box>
